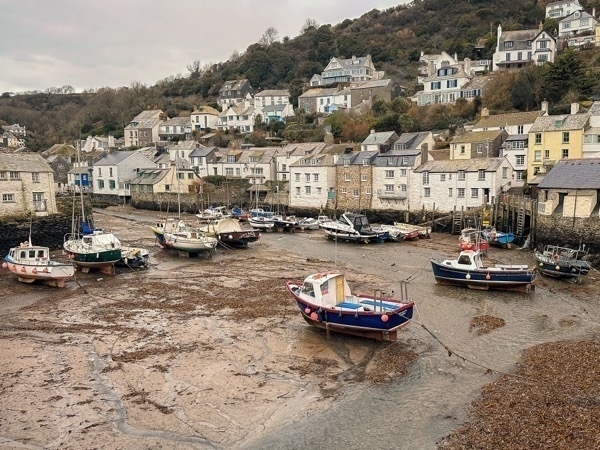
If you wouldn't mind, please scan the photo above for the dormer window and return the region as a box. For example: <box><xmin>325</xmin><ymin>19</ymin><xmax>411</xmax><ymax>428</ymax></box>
<box><xmin>504</xmin><ymin>41</ymin><xmax>513</xmax><ymax>48</ymax></box>
<box><xmin>527</xmin><ymin>40</ymin><xmax>532</xmax><ymax>47</ymax></box>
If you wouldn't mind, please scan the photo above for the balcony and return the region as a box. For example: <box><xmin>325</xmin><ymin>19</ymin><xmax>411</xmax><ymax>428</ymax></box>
<box><xmin>377</xmin><ymin>189</ymin><xmax>407</xmax><ymax>199</ymax></box>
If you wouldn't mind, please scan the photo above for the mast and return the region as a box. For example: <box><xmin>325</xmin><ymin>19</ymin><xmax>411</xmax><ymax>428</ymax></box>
<box><xmin>77</xmin><ymin>142</ymin><xmax>85</xmax><ymax>228</ymax></box>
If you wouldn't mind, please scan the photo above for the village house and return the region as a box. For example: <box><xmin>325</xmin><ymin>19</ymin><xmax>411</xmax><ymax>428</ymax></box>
<box><xmin>361</xmin><ymin>130</ymin><xmax>399</xmax><ymax>152</ymax></box>
<box><xmin>350</xmin><ymin>79</ymin><xmax>396</xmax><ymax>108</ymax></box>
<box><xmin>158</xmin><ymin>117</ymin><xmax>192</xmax><ymax>142</ymax></box>
<box><xmin>217</xmin><ymin>79</ymin><xmax>254</xmax><ymax>110</ymax></box>
<box><xmin>412</xmin><ymin>157</ymin><xmax>513</xmax><ymax>213</ymax></box>
<box><xmin>472</xmin><ymin>106</ymin><xmax>547</xmax><ymax>187</ymax></box>
<box><xmin>298</xmin><ymin>87</ymin><xmax>351</xmax><ymax>114</ymax></box>
<box><xmin>334</xmin><ymin>150</ymin><xmax>378</xmax><ymax>211</ymax></box>
<box><xmin>67</xmin><ymin>166</ymin><xmax>91</xmax><ymax>192</ymax></box>
<box><xmin>167</xmin><ymin>140</ymin><xmax>201</xmax><ymax>167</ymax></box>
<box><xmin>129</xmin><ymin>165</ymin><xmax>199</xmax><ymax>195</ymax></box>
<box><xmin>492</xmin><ymin>25</ymin><xmax>557</xmax><ymax>70</ymax></box>
<box><xmin>0</xmin><ymin>153</ymin><xmax>58</xmax><ymax>216</ymax></box>
<box><xmin>189</xmin><ymin>146</ymin><xmax>219</xmax><ymax>176</ymax></box>
<box><xmin>546</xmin><ymin>0</ymin><xmax>583</xmax><ymax>19</ymax></box>
<box><xmin>1</xmin><ymin>123</ymin><xmax>26</xmax><ymax>138</ymax></box>
<box><xmin>216</xmin><ymin>102</ymin><xmax>262</xmax><ymax>133</ymax></box>
<box><xmin>275</xmin><ymin>142</ymin><xmax>328</xmax><ymax>181</ymax></box>
<box><xmin>92</xmin><ymin>150</ymin><xmax>156</xmax><ymax>201</ymax></box>
<box><xmin>81</xmin><ymin>135</ymin><xmax>118</xmax><ymax>153</ymax></box>
<box><xmin>261</xmin><ymin>104</ymin><xmax>295</xmax><ymax>123</ymax></box>
<box><xmin>450</xmin><ymin>129</ymin><xmax>508</xmax><ymax>160</ymax></box>
<box><xmin>253</xmin><ymin>90</ymin><xmax>291</xmax><ymax>108</ymax></box>
<box><xmin>45</xmin><ymin>154</ymin><xmax>72</xmax><ymax>193</ymax></box>
<box><xmin>527</xmin><ymin>103</ymin><xmax>590</xmax><ymax>176</ymax></box>
<box><xmin>372</xmin><ymin>149</ymin><xmax>425</xmax><ymax>211</ymax></box>
<box><xmin>1</xmin><ymin>132</ymin><xmax>22</xmax><ymax>149</ymax></box>
<box><xmin>393</xmin><ymin>131</ymin><xmax>436</xmax><ymax>153</ymax></box>
<box><xmin>289</xmin><ymin>153</ymin><xmax>338</xmax><ymax>209</ymax></box>
<box><xmin>124</xmin><ymin>110</ymin><xmax>165</xmax><ymax>147</ymax></box>
<box><xmin>310</xmin><ymin>55</ymin><xmax>381</xmax><ymax>87</ymax></box>
<box><xmin>583</xmin><ymin>101</ymin><xmax>600</xmax><ymax>158</ymax></box>
<box><xmin>559</xmin><ymin>9</ymin><xmax>598</xmax><ymax>49</ymax></box>
<box><xmin>207</xmin><ymin>148</ymin><xmax>278</xmax><ymax>183</ymax></box>
<box><xmin>190</xmin><ymin>106</ymin><xmax>220</xmax><ymax>132</ymax></box>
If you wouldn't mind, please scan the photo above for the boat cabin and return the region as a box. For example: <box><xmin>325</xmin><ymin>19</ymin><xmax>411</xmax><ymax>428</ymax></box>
<box><xmin>300</xmin><ymin>272</ymin><xmax>352</xmax><ymax>307</ymax></box>
<box><xmin>343</xmin><ymin>213</ymin><xmax>370</xmax><ymax>232</ymax></box>
<box><xmin>10</xmin><ymin>245</ymin><xmax>49</xmax><ymax>262</ymax></box>
<box><xmin>445</xmin><ymin>250</ymin><xmax>484</xmax><ymax>270</ymax></box>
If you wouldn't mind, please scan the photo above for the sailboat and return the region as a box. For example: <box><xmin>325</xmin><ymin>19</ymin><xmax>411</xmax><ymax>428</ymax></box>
<box><xmin>150</xmin><ymin>161</ymin><xmax>218</xmax><ymax>256</ymax></box>
<box><xmin>63</xmin><ymin>147</ymin><xmax>122</xmax><ymax>275</ymax></box>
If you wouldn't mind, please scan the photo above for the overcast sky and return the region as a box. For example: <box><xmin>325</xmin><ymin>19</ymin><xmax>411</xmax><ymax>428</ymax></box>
<box><xmin>0</xmin><ymin>0</ymin><xmax>408</xmax><ymax>94</ymax></box>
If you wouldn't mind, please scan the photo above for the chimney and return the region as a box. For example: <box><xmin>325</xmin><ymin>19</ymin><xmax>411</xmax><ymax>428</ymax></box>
<box><xmin>571</xmin><ymin>102</ymin><xmax>580</xmax><ymax>115</ymax></box>
<box><xmin>427</xmin><ymin>60</ymin><xmax>435</xmax><ymax>77</ymax></box>
<box><xmin>370</xmin><ymin>129</ymin><xmax>375</xmax><ymax>134</ymax></box>
<box><xmin>464</xmin><ymin>57</ymin><xmax>472</xmax><ymax>74</ymax></box>
<box><xmin>541</xmin><ymin>100</ymin><xmax>549</xmax><ymax>114</ymax></box>
<box><xmin>420</xmin><ymin>143</ymin><xmax>429</xmax><ymax>164</ymax></box>
<box><xmin>481</xmin><ymin>107</ymin><xmax>489</xmax><ymax>117</ymax></box>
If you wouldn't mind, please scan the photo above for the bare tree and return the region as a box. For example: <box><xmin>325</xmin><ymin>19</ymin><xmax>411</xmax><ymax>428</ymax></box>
<box><xmin>187</xmin><ymin>59</ymin><xmax>203</xmax><ymax>79</ymax></box>
<box><xmin>259</xmin><ymin>27</ymin><xmax>279</xmax><ymax>46</ymax></box>
<box><xmin>301</xmin><ymin>18</ymin><xmax>319</xmax><ymax>34</ymax></box>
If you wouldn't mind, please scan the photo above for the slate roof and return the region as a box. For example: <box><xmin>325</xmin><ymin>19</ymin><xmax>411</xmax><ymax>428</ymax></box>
<box><xmin>219</xmin><ymin>79</ymin><xmax>251</xmax><ymax>93</ymax></box>
<box><xmin>280</xmin><ymin>142</ymin><xmax>327</xmax><ymax>156</ymax></box>
<box><xmin>161</xmin><ymin>117</ymin><xmax>191</xmax><ymax>127</ymax></box>
<box><xmin>291</xmin><ymin>154</ymin><xmax>336</xmax><ymax>167</ymax></box>
<box><xmin>414</xmin><ymin>157</ymin><xmax>506</xmax><ymax>173</ymax></box>
<box><xmin>451</xmin><ymin>130</ymin><xmax>505</xmax><ymax>144</ymax></box>
<box><xmin>0</xmin><ymin>152</ymin><xmax>53</xmax><ymax>172</ymax></box>
<box><xmin>537</xmin><ymin>158</ymin><xmax>600</xmax><ymax>189</ymax></box>
<box><xmin>262</xmin><ymin>104</ymin><xmax>288</xmax><ymax>113</ymax></box>
<box><xmin>254</xmin><ymin>89</ymin><xmax>290</xmax><ymax>97</ymax></box>
<box><xmin>374</xmin><ymin>150</ymin><xmax>421</xmax><ymax>167</ymax></box>
<box><xmin>394</xmin><ymin>132</ymin><xmax>431</xmax><ymax>150</ymax></box>
<box><xmin>129</xmin><ymin>169</ymin><xmax>169</xmax><ymax>185</ymax></box>
<box><xmin>95</xmin><ymin>151</ymin><xmax>138</xmax><ymax>166</ymax></box>
<box><xmin>190</xmin><ymin>147</ymin><xmax>217</xmax><ymax>157</ymax></box>
<box><xmin>475</xmin><ymin>110</ymin><xmax>543</xmax><ymax>128</ymax></box>
<box><xmin>499</xmin><ymin>29</ymin><xmax>540</xmax><ymax>51</ymax></box>
<box><xmin>529</xmin><ymin>114</ymin><xmax>589</xmax><ymax>132</ymax></box>
<box><xmin>362</xmin><ymin>131</ymin><xmax>397</xmax><ymax>146</ymax></box>
<box><xmin>192</xmin><ymin>106</ymin><xmax>220</xmax><ymax>115</ymax></box>
<box><xmin>299</xmin><ymin>88</ymin><xmax>340</xmax><ymax>98</ymax></box>
<box><xmin>335</xmin><ymin>150</ymin><xmax>378</xmax><ymax>166</ymax></box>
<box><xmin>350</xmin><ymin>79</ymin><xmax>391</xmax><ymax>89</ymax></box>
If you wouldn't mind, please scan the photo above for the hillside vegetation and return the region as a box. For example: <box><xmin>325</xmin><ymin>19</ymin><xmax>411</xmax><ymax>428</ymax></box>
<box><xmin>1</xmin><ymin>0</ymin><xmax>600</xmax><ymax>150</ymax></box>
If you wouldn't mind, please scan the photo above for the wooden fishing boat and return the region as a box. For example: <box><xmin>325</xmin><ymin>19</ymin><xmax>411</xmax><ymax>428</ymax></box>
<box><xmin>286</xmin><ymin>272</ymin><xmax>414</xmax><ymax>341</ymax></box>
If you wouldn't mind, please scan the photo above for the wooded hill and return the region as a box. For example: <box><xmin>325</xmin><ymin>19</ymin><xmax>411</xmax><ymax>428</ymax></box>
<box><xmin>1</xmin><ymin>0</ymin><xmax>600</xmax><ymax>150</ymax></box>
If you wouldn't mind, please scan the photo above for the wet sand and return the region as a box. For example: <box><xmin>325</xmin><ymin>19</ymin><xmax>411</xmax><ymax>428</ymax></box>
<box><xmin>1</xmin><ymin>206</ymin><xmax>599</xmax><ymax>449</ymax></box>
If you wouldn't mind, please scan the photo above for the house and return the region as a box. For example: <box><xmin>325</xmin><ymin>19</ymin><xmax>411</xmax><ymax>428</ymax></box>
<box><xmin>0</xmin><ymin>152</ymin><xmax>58</xmax><ymax>216</ymax></box>
<box><xmin>583</xmin><ymin>101</ymin><xmax>600</xmax><ymax>158</ymax></box>
<box><xmin>167</xmin><ymin>140</ymin><xmax>202</xmax><ymax>167</ymax></box>
<box><xmin>350</xmin><ymin>79</ymin><xmax>397</xmax><ymax>108</ymax></box>
<box><xmin>492</xmin><ymin>25</ymin><xmax>557</xmax><ymax>70</ymax></box>
<box><xmin>67</xmin><ymin>165</ymin><xmax>92</xmax><ymax>192</ymax></box>
<box><xmin>253</xmin><ymin>90</ymin><xmax>291</xmax><ymax>108</ymax></box>
<box><xmin>1</xmin><ymin>123</ymin><xmax>26</xmax><ymax>138</ymax></box>
<box><xmin>459</xmin><ymin>75</ymin><xmax>492</xmax><ymax>101</ymax></box>
<box><xmin>289</xmin><ymin>153</ymin><xmax>338</xmax><ymax>209</ymax></box>
<box><xmin>412</xmin><ymin>158</ymin><xmax>513</xmax><ymax>213</ymax></box>
<box><xmin>81</xmin><ymin>135</ymin><xmax>117</xmax><ymax>153</ymax></box>
<box><xmin>92</xmin><ymin>150</ymin><xmax>157</xmax><ymax>200</ymax></box>
<box><xmin>527</xmin><ymin>104</ymin><xmax>590</xmax><ymax>176</ymax></box>
<box><xmin>42</xmin><ymin>143</ymin><xmax>77</xmax><ymax>158</ymax></box>
<box><xmin>207</xmin><ymin>148</ymin><xmax>278</xmax><ymax>182</ymax></box>
<box><xmin>334</xmin><ymin>150</ymin><xmax>379</xmax><ymax>211</ymax></box>
<box><xmin>536</xmin><ymin>158</ymin><xmax>600</xmax><ymax>220</ymax></box>
<box><xmin>372</xmin><ymin>149</ymin><xmax>424</xmax><ymax>211</ymax></box>
<box><xmin>415</xmin><ymin>57</ymin><xmax>478</xmax><ymax>106</ymax></box>
<box><xmin>217</xmin><ymin>79</ymin><xmax>254</xmax><ymax>110</ymax></box>
<box><xmin>310</xmin><ymin>55</ymin><xmax>381</xmax><ymax>87</ymax></box>
<box><xmin>393</xmin><ymin>131</ymin><xmax>436</xmax><ymax>153</ymax></box>
<box><xmin>129</xmin><ymin>165</ymin><xmax>199</xmax><ymax>196</ymax></box>
<box><xmin>124</xmin><ymin>110</ymin><xmax>165</xmax><ymax>147</ymax></box>
<box><xmin>298</xmin><ymin>87</ymin><xmax>351</xmax><ymax>114</ymax></box>
<box><xmin>216</xmin><ymin>103</ymin><xmax>262</xmax><ymax>133</ymax></box>
<box><xmin>1</xmin><ymin>132</ymin><xmax>22</xmax><ymax>149</ymax></box>
<box><xmin>46</xmin><ymin>154</ymin><xmax>72</xmax><ymax>192</ymax></box>
<box><xmin>450</xmin><ymin>130</ymin><xmax>507</xmax><ymax>160</ymax></box>
<box><xmin>158</xmin><ymin>117</ymin><xmax>192</xmax><ymax>142</ymax></box>
<box><xmin>190</xmin><ymin>106</ymin><xmax>220</xmax><ymax>131</ymax></box>
<box><xmin>546</xmin><ymin>0</ymin><xmax>583</xmax><ymax>19</ymax></box>
<box><xmin>559</xmin><ymin>10</ymin><xmax>598</xmax><ymax>37</ymax></box>
<box><xmin>361</xmin><ymin>130</ymin><xmax>399</xmax><ymax>152</ymax></box>
<box><xmin>275</xmin><ymin>142</ymin><xmax>328</xmax><ymax>181</ymax></box>
<box><xmin>189</xmin><ymin>146</ymin><xmax>219</xmax><ymax>176</ymax></box>
<box><xmin>473</xmin><ymin>106</ymin><xmax>547</xmax><ymax>186</ymax></box>
<box><xmin>261</xmin><ymin>104</ymin><xmax>295</xmax><ymax>123</ymax></box>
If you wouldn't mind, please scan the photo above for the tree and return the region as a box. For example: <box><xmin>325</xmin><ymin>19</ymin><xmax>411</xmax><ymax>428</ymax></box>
<box><xmin>301</xmin><ymin>18</ymin><xmax>319</xmax><ymax>34</ymax></box>
<box><xmin>186</xmin><ymin>59</ymin><xmax>203</xmax><ymax>79</ymax></box>
<box><xmin>544</xmin><ymin>49</ymin><xmax>595</xmax><ymax>103</ymax></box>
<box><xmin>259</xmin><ymin>27</ymin><xmax>279</xmax><ymax>46</ymax></box>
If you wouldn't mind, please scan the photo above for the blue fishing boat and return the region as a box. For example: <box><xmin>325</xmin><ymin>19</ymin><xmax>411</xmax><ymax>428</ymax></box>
<box><xmin>285</xmin><ymin>272</ymin><xmax>414</xmax><ymax>341</ymax></box>
<box><xmin>431</xmin><ymin>249</ymin><xmax>536</xmax><ymax>292</ymax></box>
<box><xmin>481</xmin><ymin>227</ymin><xmax>515</xmax><ymax>248</ymax></box>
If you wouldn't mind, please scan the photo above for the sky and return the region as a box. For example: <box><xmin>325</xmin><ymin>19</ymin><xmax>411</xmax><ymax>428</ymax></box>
<box><xmin>0</xmin><ymin>0</ymin><xmax>407</xmax><ymax>94</ymax></box>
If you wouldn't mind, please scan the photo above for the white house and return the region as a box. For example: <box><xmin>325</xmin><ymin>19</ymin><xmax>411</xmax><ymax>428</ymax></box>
<box><xmin>92</xmin><ymin>151</ymin><xmax>156</xmax><ymax>199</ymax></box>
<box><xmin>546</xmin><ymin>0</ymin><xmax>583</xmax><ymax>19</ymax></box>
<box><xmin>190</xmin><ymin>106</ymin><xmax>220</xmax><ymax>131</ymax></box>
<box><xmin>559</xmin><ymin>10</ymin><xmax>598</xmax><ymax>37</ymax></box>
<box><xmin>289</xmin><ymin>154</ymin><xmax>338</xmax><ymax>209</ymax></box>
<box><xmin>415</xmin><ymin>57</ymin><xmax>478</xmax><ymax>106</ymax></box>
<box><xmin>81</xmin><ymin>135</ymin><xmax>116</xmax><ymax>153</ymax></box>
<box><xmin>189</xmin><ymin>146</ymin><xmax>219</xmax><ymax>176</ymax></box>
<box><xmin>412</xmin><ymin>158</ymin><xmax>513</xmax><ymax>213</ymax></box>
<box><xmin>493</xmin><ymin>25</ymin><xmax>557</xmax><ymax>70</ymax></box>
<box><xmin>361</xmin><ymin>131</ymin><xmax>399</xmax><ymax>152</ymax></box>
<box><xmin>261</xmin><ymin>104</ymin><xmax>295</xmax><ymax>123</ymax></box>
<box><xmin>372</xmin><ymin>150</ymin><xmax>423</xmax><ymax>211</ymax></box>
<box><xmin>310</xmin><ymin>55</ymin><xmax>381</xmax><ymax>86</ymax></box>
<box><xmin>167</xmin><ymin>140</ymin><xmax>202</xmax><ymax>167</ymax></box>
<box><xmin>275</xmin><ymin>142</ymin><xmax>327</xmax><ymax>181</ymax></box>
<box><xmin>207</xmin><ymin>148</ymin><xmax>278</xmax><ymax>182</ymax></box>
<box><xmin>216</xmin><ymin>103</ymin><xmax>262</xmax><ymax>133</ymax></box>
<box><xmin>158</xmin><ymin>117</ymin><xmax>192</xmax><ymax>142</ymax></box>
<box><xmin>253</xmin><ymin>90</ymin><xmax>291</xmax><ymax>108</ymax></box>
<box><xmin>583</xmin><ymin>101</ymin><xmax>600</xmax><ymax>158</ymax></box>
<box><xmin>0</xmin><ymin>153</ymin><xmax>58</xmax><ymax>217</ymax></box>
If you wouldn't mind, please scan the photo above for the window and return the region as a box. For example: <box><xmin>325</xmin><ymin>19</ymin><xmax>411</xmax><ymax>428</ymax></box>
<box><xmin>343</xmin><ymin>159</ymin><xmax>349</xmax><ymax>167</ymax></box>
<box><xmin>227</xmin><ymin>155</ymin><xmax>236</xmax><ymax>163</ymax></box>
<box><xmin>562</xmin><ymin>149</ymin><xmax>569</xmax><ymax>159</ymax></box>
<box><xmin>477</xmin><ymin>144</ymin><xmax>483</xmax><ymax>154</ymax></box>
<box><xmin>516</xmin><ymin>171</ymin><xmax>525</xmax><ymax>180</ymax></box>
<box><xmin>544</xmin><ymin>150</ymin><xmax>550</xmax><ymax>159</ymax></box>
<box><xmin>226</xmin><ymin>168</ymin><xmax>234</xmax><ymax>176</ymax></box>
<box><xmin>400</xmin><ymin>169</ymin><xmax>407</xmax><ymax>177</ymax></box>
<box><xmin>422</xmin><ymin>171</ymin><xmax>430</xmax><ymax>185</ymax></box>
<box><xmin>516</xmin><ymin>155</ymin><xmax>525</xmax><ymax>165</ymax></box>
<box><xmin>430</xmin><ymin>81</ymin><xmax>441</xmax><ymax>90</ymax></box>
<box><xmin>400</xmin><ymin>184</ymin><xmax>407</xmax><ymax>193</ymax></box>
<box><xmin>538</xmin><ymin>54</ymin><xmax>548</xmax><ymax>62</ymax></box>
<box><xmin>165</xmin><ymin>184</ymin><xmax>170</xmax><ymax>192</ymax></box>
<box><xmin>424</xmin><ymin>187</ymin><xmax>431</xmax><ymax>197</ymax></box>
<box><xmin>534</xmin><ymin>150</ymin><xmax>541</xmax><ymax>161</ymax></box>
<box><xmin>362</xmin><ymin>159</ymin><xmax>369</xmax><ymax>166</ymax></box>
<box><xmin>295</xmin><ymin>187</ymin><xmax>301</xmax><ymax>196</ymax></box>
<box><xmin>538</xmin><ymin>40</ymin><xmax>548</xmax><ymax>49</ymax></box>
<box><xmin>533</xmin><ymin>167</ymin><xmax>540</xmax><ymax>175</ymax></box>
<box><xmin>385</xmin><ymin>170</ymin><xmax>394</xmax><ymax>178</ymax></box>
<box><xmin>313</xmin><ymin>173</ymin><xmax>319</xmax><ymax>182</ymax></box>
<box><xmin>457</xmin><ymin>188</ymin><xmax>465</xmax><ymax>198</ymax></box>
<box><xmin>385</xmin><ymin>184</ymin><xmax>394</xmax><ymax>192</ymax></box>
<box><xmin>352</xmin><ymin>188</ymin><xmax>359</xmax><ymax>197</ymax></box>
<box><xmin>341</xmin><ymin>187</ymin><xmax>347</xmax><ymax>194</ymax></box>
<box><xmin>478</xmin><ymin>170</ymin><xmax>485</xmax><ymax>181</ymax></box>
<box><xmin>440</xmin><ymin>174</ymin><xmax>446</xmax><ymax>182</ymax></box>
<box><xmin>562</xmin><ymin>132</ymin><xmax>570</xmax><ymax>144</ymax></box>
<box><xmin>2</xmin><ymin>193</ymin><xmax>14</xmax><ymax>202</ymax></box>
<box><xmin>502</xmin><ymin>167</ymin><xmax>508</xmax><ymax>179</ymax></box>
<box><xmin>0</xmin><ymin>171</ymin><xmax>6</xmax><ymax>180</ymax></box>
<box><xmin>471</xmin><ymin>188</ymin><xmax>479</xmax><ymax>198</ymax></box>
<box><xmin>446</xmin><ymin>80</ymin><xmax>457</xmax><ymax>88</ymax></box>
<box><xmin>504</xmin><ymin>41</ymin><xmax>513</xmax><ymax>48</ymax></box>
<box><xmin>178</xmin><ymin>173</ymin><xmax>184</xmax><ymax>179</ymax></box>
<box><xmin>109</xmin><ymin>168</ymin><xmax>113</xmax><ymax>177</ymax></box>
<box><xmin>305</xmin><ymin>186</ymin><xmax>311</xmax><ymax>195</ymax></box>
<box><xmin>562</xmin><ymin>21</ymin><xmax>571</xmax><ymax>29</ymax></box>
<box><xmin>517</xmin><ymin>52</ymin><xmax>522</xmax><ymax>60</ymax></box>
<box><xmin>109</xmin><ymin>180</ymin><xmax>116</xmax><ymax>190</ymax></box>
<box><xmin>32</xmin><ymin>172</ymin><xmax>39</xmax><ymax>182</ymax></box>
<box><xmin>344</xmin><ymin>174</ymin><xmax>351</xmax><ymax>182</ymax></box>
<box><xmin>535</xmin><ymin>133</ymin><xmax>542</xmax><ymax>144</ymax></box>
<box><xmin>517</xmin><ymin>125</ymin><xmax>524</xmax><ymax>134</ymax></box>
<box><xmin>311</xmin><ymin>158</ymin><xmax>318</xmax><ymax>165</ymax></box>
<box><xmin>365</xmin><ymin>188</ymin><xmax>371</xmax><ymax>195</ymax></box>
<box><xmin>505</xmin><ymin>53</ymin><xmax>511</xmax><ymax>62</ymax></box>
<box><xmin>460</xmin><ymin>145</ymin><xmax>466</xmax><ymax>154</ymax></box>
<box><xmin>361</xmin><ymin>174</ymin><xmax>367</xmax><ymax>182</ymax></box>
<box><xmin>458</xmin><ymin>170</ymin><xmax>466</xmax><ymax>181</ymax></box>
<box><xmin>282</xmin><ymin>174</ymin><xmax>287</xmax><ymax>180</ymax></box>
<box><xmin>448</xmin><ymin>188</ymin><xmax>453</xmax><ymax>197</ymax></box>
<box><xmin>305</xmin><ymin>173</ymin><xmax>311</xmax><ymax>182</ymax></box>
<box><xmin>98</xmin><ymin>168</ymin><xmax>102</xmax><ymax>177</ymax></box>
<box><xmin>98</xmin><ymin>180</ymin><xmax>105</xmax><ymax>189</ymax></box>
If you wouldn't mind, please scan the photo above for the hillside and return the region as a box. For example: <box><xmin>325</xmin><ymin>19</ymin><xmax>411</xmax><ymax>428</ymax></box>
<box><xmin>1</xmin><ymin>0</ymin><xmax>600</xmax><ymax>150</ymax></box>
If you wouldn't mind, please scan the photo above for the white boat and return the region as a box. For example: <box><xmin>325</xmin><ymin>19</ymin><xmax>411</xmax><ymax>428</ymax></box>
<box><xmin>297</xmin><ymin>217</ymin><xmax>320</xmax><ymax>230</ymax></box>
<box><xmin>3</xmin><ymin>241</ymin><xmax>74</xmax><ymax>287</ymax></box>
<box><xmin>320</xmin><ymin>213</ymin><xmax>385</xmax><ymax>243</ymax></box>
<box><xmin>119</xmin><ymin>246</ymin><xmax>150</xmax><ymax>268</ymax></box>
<box><xmin>378</xmin><ymin>224</ymin><xmax>406</xmax><ymax>242</ymax></box>
<box><xmin>151</xmin><ymin>219</ymin><xmax>218</xmax><ymax>255</ymax></box>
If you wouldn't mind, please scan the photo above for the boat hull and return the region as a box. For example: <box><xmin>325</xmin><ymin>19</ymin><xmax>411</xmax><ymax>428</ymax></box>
<box><xmin>217</xmin><ymin>231</ymin><xmax>259</xmax><ymax>247</ymax></box>
<box><xmin>4</xmin><ymin>257</ymin><xmax>74</xmax><ymax>287</ymax></box>
<box><xmin>533</xmin><ymin>252</ymin><xmax>591</xmax><ymax>281</ymax></box>
<box><xmin>431</xmin><ymin>260</ymin><xmax>536</xmax><ymax>292</ymax></box>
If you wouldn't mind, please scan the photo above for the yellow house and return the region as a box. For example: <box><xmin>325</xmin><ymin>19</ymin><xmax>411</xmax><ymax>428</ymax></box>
<box><xmin>527</xmin><ymin>110</ymin><xmax>589</xmax><ymax>176</ymax></box>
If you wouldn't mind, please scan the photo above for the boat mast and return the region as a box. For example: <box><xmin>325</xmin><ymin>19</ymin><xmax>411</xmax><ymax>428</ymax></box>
<box><xmin>77</xmin><ymin>142</ymin><xmax>86</xmax><ymax>227</ymax></box>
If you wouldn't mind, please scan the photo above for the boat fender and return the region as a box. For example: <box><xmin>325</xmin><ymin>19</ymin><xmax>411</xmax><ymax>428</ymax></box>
<box><xmin>552</xmin><ymin>254</ymin><xmax>559</xmax><ymax>262</ymax></box>
<box><xmin>1</xmin><ymin>262</ymin><xmax>7</xmax><ymax>269</ymax></box>
<box><xmin>309</xmin><ymin>312</ymin><xmax>318</xmax><ymax>321</ymax></box>
<box><xmin>32</xmin><ymin>268</ymin><xmax>37</xmax><ymax>274</ymax></box>
<box><xmin>486</xmin><ymin>273</ymin><xmax>491</xmax><ymax>280</ymax></box>
<box><xmin>555</xmin><ymin>265</ymin><xmax>561</xmax><ymax>270</ymax></box>
<box><xmin>466</xmin><ymin>273</ymin><xmax>471</xmax><ymax>279</ymax></box>
<box><xmin>304</xmin><ymin>307</ymin><xmax>311</xmax><ymax>314</ymax></box>
<box><xmin>20</xmin><ymin>267</ymin><xmax>26</xmax><ymax>272</ymax></box>
<box><xmin>381</xmin><ymin>314</ymin><xmax>389</xmax><ymax>323</ymax></box>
